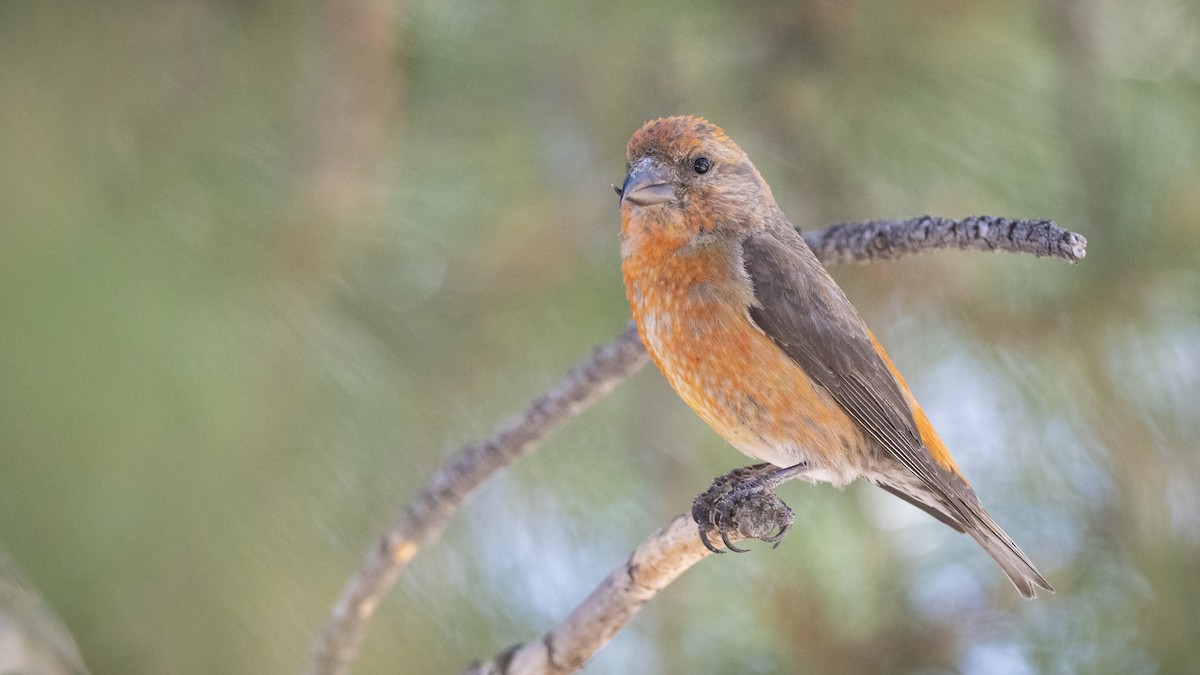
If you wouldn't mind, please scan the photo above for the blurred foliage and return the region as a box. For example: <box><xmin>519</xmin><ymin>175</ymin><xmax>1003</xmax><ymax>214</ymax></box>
<box><xmin>1</xmin><ymin>0</ymin><xmax>1199</xmax><ymax>673</ymax></box>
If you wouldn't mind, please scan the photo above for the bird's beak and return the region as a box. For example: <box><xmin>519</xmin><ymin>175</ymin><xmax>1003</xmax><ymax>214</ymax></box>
<box><xmin>619</xmin><ymin>160</ymin><xmax>674</xmax><ymax>207</ymax></box>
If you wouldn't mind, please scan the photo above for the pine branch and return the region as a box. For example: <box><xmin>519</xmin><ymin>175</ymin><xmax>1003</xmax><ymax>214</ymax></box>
<box><xmin>463</xmin><ymin>515</ymin><xmax>718</xmax><ymax>675</ymax></box>
<box><xmin>804</xmin><ymin>215</ymin><xmax>1087</xmax><ymax>266</ymax></box>
<box><xmin>305</xmin><ymin>325</ymin><xmax>648</xmax><ymax>675</ymax></box>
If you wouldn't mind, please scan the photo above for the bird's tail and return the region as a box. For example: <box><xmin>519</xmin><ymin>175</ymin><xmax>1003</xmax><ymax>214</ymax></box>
<box><xmin>961</xmin><ymin>502</ymin><xmax>1054</xmax><ymax>599</ymax></box>
<box><xmin>876</xmin><ymin>478</ymin><xmax>1053</xmax><ymax>599</ymax></box>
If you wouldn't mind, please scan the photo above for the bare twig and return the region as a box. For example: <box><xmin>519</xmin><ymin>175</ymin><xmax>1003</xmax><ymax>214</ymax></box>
<box><xmin>307</xmin><ymin>216</ymin><xmax>1085</xmax><ymax>675</ymax></box>
<box><xmin>804</xmin><ymin>215</ymin><xmax>1087</xmax><ymax>265</ymax></box>
<box><xmin>306</xmin><ymin>325</ymin><xmax>649</xmax><ymax>675</ymax></box>
<box><xmin>463</xmin><ymin>515</ymin><xmax>719</xmax><ymax>675</ymax></box>
<box><xmin>465</xmin><ymin>476</ymin><xmax>793</xmax><ymax>675</ymax></box>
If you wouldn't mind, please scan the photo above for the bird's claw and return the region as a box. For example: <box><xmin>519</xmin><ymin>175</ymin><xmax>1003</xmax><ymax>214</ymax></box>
<box><xmin>697</xmin><ymin>525</ymin><xmax>724</xmax><ymax>554</ymax></box>
<box><xmin>761</xmin><ymin>514</ymin><xmax>793</xmax><ymax>549</ymax></box>
<box><xmin>692</xmin><ymin>464</ymin><xmax>796</xmax><ymax>553</ymax></box>
<box><xmin>720</xmin><ymin>528</ymin><xmax>749</xmax><ymax>553</ymax></box>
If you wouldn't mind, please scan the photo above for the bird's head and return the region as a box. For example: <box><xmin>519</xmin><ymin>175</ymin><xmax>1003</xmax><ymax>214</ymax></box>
<box><xmin>617</xmin><ymin>116</ymin><xmax>778</xmax><ymax>248</ymax></box>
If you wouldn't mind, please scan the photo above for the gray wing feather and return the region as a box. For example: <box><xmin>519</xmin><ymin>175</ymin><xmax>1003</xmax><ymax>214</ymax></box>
<box><xmin>741</xmin><ymin>229</ymin><xmax>942</xmax><ymax>487</ymax></box>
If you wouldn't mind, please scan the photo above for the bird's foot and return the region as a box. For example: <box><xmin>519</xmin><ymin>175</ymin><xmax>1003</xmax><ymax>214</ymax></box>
<box><xmin>691</xmin><ymin>463</ymin><xmax>805</xmax><ymax>553</ymax></box>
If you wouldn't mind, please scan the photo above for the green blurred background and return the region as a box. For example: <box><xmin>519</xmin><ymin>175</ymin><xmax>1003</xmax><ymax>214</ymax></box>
<box><xmin>2</xmin><ymin>0</ymin><xmax>1198</xmax><ymax>673</ymax></box>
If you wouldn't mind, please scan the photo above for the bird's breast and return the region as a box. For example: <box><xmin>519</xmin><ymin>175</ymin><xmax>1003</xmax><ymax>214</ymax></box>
<box><xmin>622</xmin><ymin>241</ymin><xmax>868</xmax><ymax>483</ymax></box>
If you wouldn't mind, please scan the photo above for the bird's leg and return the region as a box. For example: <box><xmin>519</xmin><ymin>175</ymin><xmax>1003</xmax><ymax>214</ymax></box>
<box><xmin>691</xmin><ymin>462</ymin><xmax>807</xmax><ymax>553</ymax></box>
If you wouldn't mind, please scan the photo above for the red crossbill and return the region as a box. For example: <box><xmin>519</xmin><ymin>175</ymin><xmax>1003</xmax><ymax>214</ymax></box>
<box><xmin>618</xmin><ymin>115</ymin><xmax>1052</xmax><ymax>598</ymax></box>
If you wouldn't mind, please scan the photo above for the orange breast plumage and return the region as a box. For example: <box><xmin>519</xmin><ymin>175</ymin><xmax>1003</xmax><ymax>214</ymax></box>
<box><xmin>622</xmin><ymin>237</ymin><xmax>870</xmax><ymax>486</ymax></box>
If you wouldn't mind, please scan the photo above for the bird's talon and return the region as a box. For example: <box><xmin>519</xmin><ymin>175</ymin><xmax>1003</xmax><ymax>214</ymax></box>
<box><xmin>721</xmin><ymin>529</ymin><xmax>749</xmax><ymax>553</ymax></box>
<box><xmin>699</xmin><ymin>528</ymin><xmax>723</xmax><ymax>554</ymax></box>
<box><xmin>763</xmin><ymin>521</ymin><xmax>791</xmax><ymax>546</ymax></box>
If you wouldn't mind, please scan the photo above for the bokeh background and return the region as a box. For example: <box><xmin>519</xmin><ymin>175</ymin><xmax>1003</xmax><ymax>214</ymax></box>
<box><xmin>2</xmin><ymin>1</ymin><xmax>1198</xmax><ymax>673</ymax></box>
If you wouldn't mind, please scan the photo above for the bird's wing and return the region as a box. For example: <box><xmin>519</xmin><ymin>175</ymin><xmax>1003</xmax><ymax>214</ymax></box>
<box><xmin>740</xmin><ymin>228</ymin><xmax>968</xmax><ymax>509</ymax></box>
<box><xmin>742</xmin><ymin>228</ymin><xmax>1054</xmax><ymax>597</ymax></box>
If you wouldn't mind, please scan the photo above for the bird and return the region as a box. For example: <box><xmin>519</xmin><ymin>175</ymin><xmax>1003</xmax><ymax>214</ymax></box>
<box><xmin>617</xmin><ymin>115</ymin><xmax>1052</xmax><ymax>598</ymax></box>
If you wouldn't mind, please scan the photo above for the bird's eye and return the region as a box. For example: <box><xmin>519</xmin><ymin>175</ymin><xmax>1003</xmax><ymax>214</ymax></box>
<box><xmin>693</xmin><ymin>157</ymin><xmax>711</xmax><ymax>174</ymax></box>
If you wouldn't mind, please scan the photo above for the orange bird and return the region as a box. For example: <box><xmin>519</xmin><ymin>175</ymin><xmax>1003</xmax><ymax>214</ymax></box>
<box><xmin>618</xmin><ymin>115</ymin><xmax>1052</xmax><ymax>598</ymax></box>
